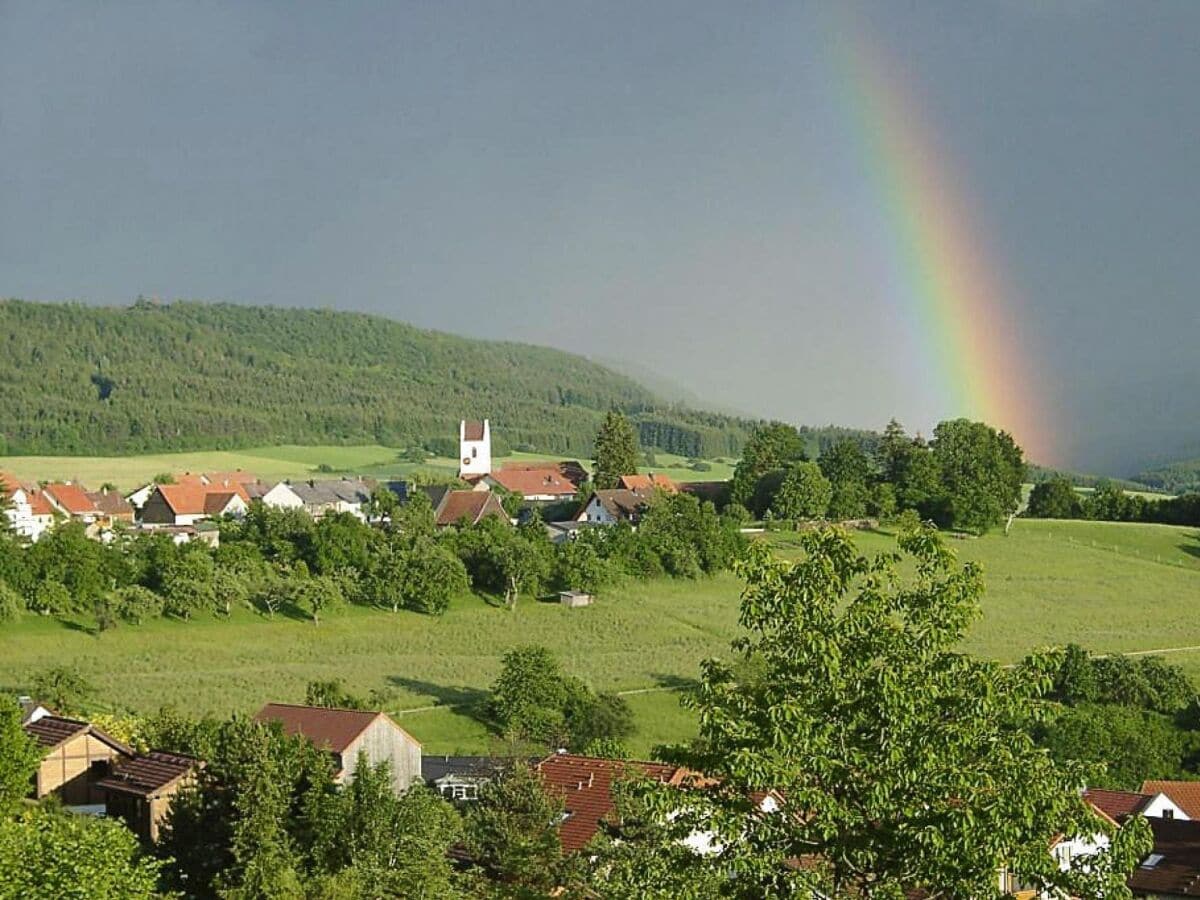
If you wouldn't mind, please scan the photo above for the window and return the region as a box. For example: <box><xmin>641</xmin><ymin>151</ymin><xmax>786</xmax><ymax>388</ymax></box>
<box><xmin>440</xmin><ymin>782</ymin><xmax>479</xmax><ymax>801</ymax></box>
<box><xmin>1163</xmin><ymin>808</ymin><xmax>1175</xmax><ymax>819</ymax></box>
<box><xmin>472</xmin><ymin>448</ymin><xmax>478</xmax><ymax>458</ymax></box>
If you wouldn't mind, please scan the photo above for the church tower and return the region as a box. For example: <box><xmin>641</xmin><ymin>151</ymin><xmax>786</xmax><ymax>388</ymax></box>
<box><xmin>459</xmin><ymin>419</ymin><xmax>491</xmax><ymax>477</ymax></box>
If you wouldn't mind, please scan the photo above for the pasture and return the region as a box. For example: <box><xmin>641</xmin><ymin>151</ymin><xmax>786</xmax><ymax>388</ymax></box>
<box><xmin>0</xmin><ymin>445</ymin><xmax>734</xmax><ymax>492</ymax></box>
<box><xmin>0</xmin><ymin>518</ymin><xmax>1196</xmax><ymax>754</ymax></box>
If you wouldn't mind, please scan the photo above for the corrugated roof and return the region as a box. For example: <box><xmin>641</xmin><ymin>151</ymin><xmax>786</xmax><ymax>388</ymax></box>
<box><xmin>96</xmin><ymin>750</ymin><xmax>200</xmax><ymax>797</ymax></box>
<box><xmin>1142</xmin><ymin>781</ymin><xmax>1200</xmax><ymax>820</ymax></box>
<box><xmin>537</xmin><ymin>754</ymin><xmax>688</xmax><ymax>853</ymax></box>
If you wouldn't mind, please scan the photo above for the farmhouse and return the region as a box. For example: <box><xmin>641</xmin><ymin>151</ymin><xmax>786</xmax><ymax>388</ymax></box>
<box><xmin>98</xmin><ymin>750</ymin><xmax>202</xmax><ymax>842</ymax></box>
<box><xmin>140</xmin><ymin>483</ymin><xmax>248</xmax><ymax>526</ymax></box>
<box><xmin>255</xmin><ymin>703</ymin><xmax>422</xmax><ymax>795</ymax></box>
<box><xmin>42</xmin><ymin>482</ymin><xmax>101</xmax><ymax>525</ymax></box>
<box><xmin>127</xmin><ymin>471</ymin><xmax>259</xmax><ymax>509</ymax></box>
<box><xmin>1</xmin><ymin>473</ymin><xmax>55</xmax><ymax>542</ymax></box>
<box><xmin>24</xmin><ymin>715</ymin><xmax>132</xmax><ymax>811</ymax></box>
<box><xmin>574</xmin><ymin>489</ymin><xmax>648</xmax><ymax>525</ymax></box>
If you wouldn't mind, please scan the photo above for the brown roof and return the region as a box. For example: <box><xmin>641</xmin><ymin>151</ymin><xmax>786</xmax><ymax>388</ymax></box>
<box><xmin>88</xmin><ymin>490</ymin><xmax>134</xmax><ymax>517</ymax></box>
<box><xmin>618</xmin><ymin>473</ymin><xmax>678</xmax><ymax>493</ymax></box>
<box><xmin>96</xmin><ymin>750</ymin><xmax>200</xmax><ymax>798</ymax></box>
<box><xmin>537</xmin><ymin>753</ymin><xmax>689</xmax><ymax>853</ymax></box>
<box><xmin>1127</xmin><ymin>817</ymin><xmax>1200</xmax><ymax>895</ymax></box>
<box><xmin>462</xmin><ymin>420</ymin><xmax>486</xmax><ymax>441</ymax></box>
<box><xmin>1142</xmin><ymin>781</ymin><xmax>1200</xmax><ymax>820</ymax></box>
<box><xmin>680</xmin><ymin>480</ymin><xmax>731</xmax><ymax>504</ymax></box>
<box><xmin>436</xmin><ymin>490</ymin><xmax>509</xmax><ymax>527</ymax></box>
<box><xmin>489</xmin><ymin>466</ymin><xmax>578</xmax><ymax>497</ymax></box>
<box><xmin>1083</xmin><ymin>788</ymin><xmax>1151</xmax><ymax>822</ymax></box>
<box><xmin>203</xmin><ymin>471</ymin><xmax>258</xmax><ymax>485</ymax></box>
<box><xmin>203</xmin><ymin>491</ymin><xmax>239</xmax><ymax>515</ymax></box>
<box><xmin>23</xmin><ymin>715</ymin><xmax>131</xmax><ymax>755</ymax></box>
<box><xmin>578</xmin><ymin>489</ymin><xmax>647</xmax><ymax>523</ymax></box>
<box><xmin>255</xmin><ymin>703</ymin><xmax>419</xmax><ymax>754</ymax></box>
<box><xmin>43</xmin><ymin>482</ymin><xmax>98</xmax><ymax>516</ymax></box>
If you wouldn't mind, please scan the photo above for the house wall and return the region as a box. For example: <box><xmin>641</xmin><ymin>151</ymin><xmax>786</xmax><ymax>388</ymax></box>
<box><xmin>262</xmin><ymin>484</ymin><xmax>304</xmax><ymax>510</ymax></box>
<box><xmin>459</xmin><ymin>420</ymin><xmax>492</xmax><ymax>477</ymax></box>
<box><xmin>139</xmin><ymin>492</ymin><xmax>178</xmax><ymax>525</ymax></box>
<box><xmin>342</xmin><ymin>718</ymin><xmax>422</xmax><ymax>796</ymax></box>
<box><xmin>1143</xmin><ymin>794</ymin><xmax>1189</xmax><ymax>820</ymax></box>
<box><xmin>577</xmin><ymin>497</ymin><xmax>617</xmax><ymax>525</ymax></box>
<box><xmin>37</xmin><ymin>733</ymin><xmax>127</xmax><ymax>806</ymax></box>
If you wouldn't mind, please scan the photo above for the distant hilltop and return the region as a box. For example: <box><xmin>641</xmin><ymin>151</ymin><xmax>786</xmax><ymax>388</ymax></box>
<box><xmin>0</xmin><ymin>298</ymin><xmax>758</xmax><ymax>459</ymax></box>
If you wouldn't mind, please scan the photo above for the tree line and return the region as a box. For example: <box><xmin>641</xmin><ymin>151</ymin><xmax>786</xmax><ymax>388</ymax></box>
<box><xmin>1027</xmin><ymin>477</ymin><xmax>1200</xmax><ymax>526</ymax></box>
<box><xmin>728</xmin><ymin>417</ymin><xmax>1027</xmax><ymax>534</ymax></box>
<box><xmin>0</xmin><ymin>487</ymin><xmax>746</xmax><ymax>631</ymax></box>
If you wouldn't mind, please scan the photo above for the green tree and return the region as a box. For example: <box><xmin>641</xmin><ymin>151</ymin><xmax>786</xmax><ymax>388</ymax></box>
<box><xmin>615</xmin><ymin>528</ymin><xmax>1150</xmax><ymax>897</ymax></box>
<box><xmin>401</xmin><ymin>537</ymin><xmax>468</xmax><ymax>615</ymax></box>
<box><xmin>818</xmin><ymin>439</ymin><xmax>872</xmax><ymax>521</ymax></box>
<box><xmin>0</xmin><ymin>695</ymin><xmax>40</xmax><ymax>811</ymax></box>
<box><xmin>930</xmin><ymin>418</ymin><xmax>1026</xmax><ymax>533</ymax></box>
<box><xmin>31</xmin><ymin>666</ymin><xmax>92</xmax><ymax>716</ymax></box>
<box><xmin>363</xmin><ymin>484</ymin><xmax>400</xmax><ymax>523</ymax></box>
<box><xmin>305</xmin><ymin>679</ymin><xmax>367</xmax><ymax>710</ymax></box>
<box><xmin>593</xmin><ymin>410</ymin><xmax>640</xmax><ymax>489</ymax></box>
<box><xmin>463</xmin><ymin>762</ymin><xmax>564</xmax><ymax>892</ymax></box>
<box><xmin>1027</xmin><ymin>478</ymin><xmax>1083</xmax><ymax>519</ymax></box>
<box><xmin>771</xmin><ymin>461</ymin><xmax>831</xmax><ymax>522</ymax></box>
<box><xmin>294</xmin><ymin>574</ymin><xmax>343</xmax><ymax>626</ymax></box>
<box><xmin>111</xmin><ymin>585</ymin><xmax>163</xmax><ymax>624</ymax></box>
<box><xmin>395</xmin><ymin>488</ymin><xmax>437</xmax><ymax>539</ymax></box>
<box><xmin>0</xmin><ymin>581</ymin><xmax>22</xmax><ymax>624</ymax></box>
<box><xmin>0</xmin><ymin>807</ymin><xmax>163</xmax><ymax>899</ymax></box>
<box><xmin>1038</xmin><ymin>704</ymin><xmax>1188</xmax><ymax>790</ymax></box>
<box><xmin>730</xmin><ymin>422</ymin><xmax>807</xmax><ymax>508</ymax></box>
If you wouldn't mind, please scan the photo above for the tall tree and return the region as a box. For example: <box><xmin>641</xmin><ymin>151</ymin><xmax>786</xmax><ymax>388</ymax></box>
<box><xmin>1027</xmin><ymin>478</ymin><xmax>1083</xmax><ymax>519</ymax></box>
<box><xmin>464</xmin><ymin>762</ymin><xmax>565</xmax><ymax>893</ymax></box>
<box><xmin>930</xmin><ymin>418</ymin><xmax>1026</xmax><ymax>533</ymax></box>
<box><xmin>607</xmin><ymin>528</ymin><xmax>1150</xmax><ymax>897</ymax></box>
<box><xmin>0</xmin><ymin>695</ymin><xmax>40</xmax><ymax>811</ymax></box>
<box><xmin>593</xmin><ymin>411</ymin><xmax>640</xmax><ymax>490</ymax></box>
<box><xmin>817</xmin><ymin>439</ymin><xmax>872</xmax><ymax>521</ymax></box>
<box><xmin>771</xmin><ymin>461</ymin><xmax>832</xmax><ymax>522</ymax></box>
<box><xmin>730</xmin><ymin>422</ymin><xmax>807</xmax><ymax>508</ymax></box>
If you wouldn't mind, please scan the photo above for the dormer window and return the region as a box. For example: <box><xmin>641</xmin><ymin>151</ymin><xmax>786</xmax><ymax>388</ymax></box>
<box><xmin>1164</xmin><ymin>808</ymin><xmax>1175</xmax><ymax>819</ymax></box>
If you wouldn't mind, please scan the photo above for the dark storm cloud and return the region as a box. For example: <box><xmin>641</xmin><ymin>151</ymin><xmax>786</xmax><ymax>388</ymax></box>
<box><xmin>1</xmin><ymin>1</ymin><xmax>1196</xmax><ymax>474</ymax></box>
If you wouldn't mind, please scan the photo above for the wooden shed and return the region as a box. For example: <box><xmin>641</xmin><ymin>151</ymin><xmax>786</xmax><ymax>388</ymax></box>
<box><xmin>24</xmin><ymin>715</ymin><xmax>132</xmax><ymax>810</ymax></box>
<box><xmin>97</xmin><ymin>750</ymin><xmax>201</xmax><ymax>842</ymax></box>
<box><xmin>255</xmin><ymin>703</ymin><xmax>422</xmax><ymax>796</ymax></box>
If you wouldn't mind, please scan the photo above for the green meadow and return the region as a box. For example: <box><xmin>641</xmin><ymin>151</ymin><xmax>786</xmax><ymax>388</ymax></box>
<box><xmin>0</xmin><ymin>446</ymin><xmax>735</xmax><ymax>492</ymax></box>
<box><xmin>1</xmin><ymin>518</ymin><xmax>1197</xmax><ymax>755</ymax></box>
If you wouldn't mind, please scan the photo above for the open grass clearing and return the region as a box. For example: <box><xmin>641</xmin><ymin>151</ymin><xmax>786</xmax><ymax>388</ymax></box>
<box><xmin>0</xmin><ymin>518</ymin><xmax>1195</xmax><ymax>754</ymax></box>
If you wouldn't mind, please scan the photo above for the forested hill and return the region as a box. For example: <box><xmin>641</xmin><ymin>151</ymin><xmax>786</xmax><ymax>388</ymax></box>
<box><xmin>0</xmin><ymin>299</ymin><xmax>753</xmax><ymax>458</ymax></box>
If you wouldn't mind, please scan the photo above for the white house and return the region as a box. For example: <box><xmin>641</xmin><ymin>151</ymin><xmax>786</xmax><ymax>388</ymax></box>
<box><xmin>260</xmin><ymin>482</ymin><xmax>306</xmax><ymax>511</ymax></box>
<box><xmin>574</xmin><ymin>489</ymin><xmax>647</xmax><ymax>526</ymax></box>
<box><xmin>459</xmin><ymin>419</ymin><xmax>491</xmax><ymax>478</ymax></box>
<box><xmin>1</xmin><ymin>473</ymin><xmax>54</xmax><ymax>542</ymax></box>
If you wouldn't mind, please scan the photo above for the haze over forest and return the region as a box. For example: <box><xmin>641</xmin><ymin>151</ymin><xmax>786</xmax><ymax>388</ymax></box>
<box><xmin>2</xmin><ymin>2</ymin><xmax>1198</xmax><ymax>475</ymax></box>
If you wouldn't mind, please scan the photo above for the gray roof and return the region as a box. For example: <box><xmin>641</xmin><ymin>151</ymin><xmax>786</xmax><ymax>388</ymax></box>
<box><xmin>289</xmin><ymin>478</ymin><xmax>374</xmax><ymax>506</ymax></box>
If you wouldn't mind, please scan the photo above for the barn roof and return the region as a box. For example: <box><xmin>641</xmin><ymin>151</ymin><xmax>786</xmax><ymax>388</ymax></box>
<box><xmin>96</xmin><ymin>750</ymin><xmax>201</xmax><ymax>798</ymax></box>
<box><xmin>255</xmin><ymin>703</ymin><xmax>420</xmax><ymax>754</ymax></box>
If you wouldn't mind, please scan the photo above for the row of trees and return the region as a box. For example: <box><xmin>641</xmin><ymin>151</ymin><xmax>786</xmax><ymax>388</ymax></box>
<box><xmin>1027</xmin><ymin>477</ymin><xmax>1200</xmax><ymax>526</ymax></box>
<box><xmin>730</xmin><ymin>417</ymin><xmax>1027</xmax><ymax>533</ymax></box>
<box><xmin>0</xmin><ymin>485</ymin><xmax>745</xmax><ymax>629</ymax></box>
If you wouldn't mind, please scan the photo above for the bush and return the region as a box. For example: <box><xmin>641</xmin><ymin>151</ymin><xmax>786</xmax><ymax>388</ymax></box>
<box><xmin>0</xmin><ymin>582</ymin><xmax>22</xmax><ymax>623</ymax></box>
<box><xmin>112</xmin><ymin>586</ymin><xmax>164</xmax><ymax>624</ymax></box>
<box><xmin>28</xmin><ymin>581</ymin><xmax>71</xmax><ymax>616</ymax></box>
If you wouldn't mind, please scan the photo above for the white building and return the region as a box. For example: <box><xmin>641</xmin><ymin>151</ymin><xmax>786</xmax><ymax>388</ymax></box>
<box><xmin>1</xmin><ymin>473</ymin><xmax>54</xmax><ymax>542</ymax></box>
<box><xmin>459</xmin><ymin>419</ymin><xmax>492</xmax><ymax>478</ymax></box>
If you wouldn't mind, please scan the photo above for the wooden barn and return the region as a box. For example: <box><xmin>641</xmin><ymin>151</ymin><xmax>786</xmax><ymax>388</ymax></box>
<box><xmin>98</xmin><ymin>750</ymin><xmax>202</xmax><ymax>842</ymax></box>
<box><xmin>255</xmin><ymin>703</ymin><xmax>422</xmax><ymax>796</ymax></box>
<box><xmin>24</xmin><ymin>715</ymin><xmax>132</xmax><ymax>811</ymax></box>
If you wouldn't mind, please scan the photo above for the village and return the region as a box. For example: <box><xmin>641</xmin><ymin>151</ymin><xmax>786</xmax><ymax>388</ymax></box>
<box><xmin>1</xmin><ymin>419</ymin><xmax>715</xmax><ymax>546</ymax></box>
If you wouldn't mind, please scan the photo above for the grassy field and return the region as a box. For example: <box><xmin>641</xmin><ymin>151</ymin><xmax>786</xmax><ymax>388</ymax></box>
<box><xmin>1</xmin><ymin>518</ymin><xmax>1196</xmax><ymax>754</ymax></box>
<box><xmin>0</xmin><ymin>446</ymin><xmax>735</xmax><ymax>491</ymax></box>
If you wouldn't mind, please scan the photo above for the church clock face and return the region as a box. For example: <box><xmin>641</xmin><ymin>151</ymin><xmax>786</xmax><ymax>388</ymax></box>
<box><xmin>463</xmin><ymin>457</ymin><xmax>471</xmax><ymax>466</ymax></box>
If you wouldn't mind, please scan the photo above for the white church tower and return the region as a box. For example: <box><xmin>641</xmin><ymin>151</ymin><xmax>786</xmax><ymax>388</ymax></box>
<box><xmin>459</xmin><ymin>419</ymin><xmax>492</xmax><ymax>478</ymax></box>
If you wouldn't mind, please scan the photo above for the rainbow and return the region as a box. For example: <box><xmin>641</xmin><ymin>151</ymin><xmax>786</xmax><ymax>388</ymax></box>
<box><xmin>828</xmin><ymin>11</ymin><xmax>1055</xmax><ymax>464</ymax></box>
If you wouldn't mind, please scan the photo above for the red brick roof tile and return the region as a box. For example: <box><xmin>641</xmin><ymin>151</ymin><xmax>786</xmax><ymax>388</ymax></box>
<box><xmin>1141</xmin><ymin>780</ymin><xmax>1200</xmax><ymax>820</ymax></box>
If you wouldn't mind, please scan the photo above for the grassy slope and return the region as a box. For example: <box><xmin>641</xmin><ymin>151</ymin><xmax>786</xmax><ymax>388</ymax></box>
<box><xmin>1</xmin><ymin>519</ymin><xmax>1196</xmax><ymax>754</ymax></box>
<box><xmin>0</xmin><ymin>447</ymin><xmax>736</xmax><ymax>492</ymax></box>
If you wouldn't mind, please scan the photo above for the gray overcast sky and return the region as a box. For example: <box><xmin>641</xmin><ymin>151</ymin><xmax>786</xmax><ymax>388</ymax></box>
<box><xmin>2</xmin><ymin>1</ymin><xmax>1197</xmax><ymax>474</ymax></box>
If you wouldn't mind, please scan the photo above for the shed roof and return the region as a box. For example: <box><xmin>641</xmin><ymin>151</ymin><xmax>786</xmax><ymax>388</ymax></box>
<box><xmin>96</xmin><ymin>750</ymin><xmax>200</xmax><ymax>798</ymax></box>
<box><xmin>23</xmin><ymin>715</ymin><xmax>131</xmax><ymax>755</ymax></box>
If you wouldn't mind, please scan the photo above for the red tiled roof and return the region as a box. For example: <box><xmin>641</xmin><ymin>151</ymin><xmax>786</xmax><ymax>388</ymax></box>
<box><xmin>436</xmin><ymin>490</ymin><xmax>508</xmax><ymax>527</ymax></box>
<box><xmin>1127</xmin><ymin>817</ymin><xmax>1200</xmax><ymax>895</ymax></box>
<box><xmin>203</xmin><ymin>471</ymin><xmax>258</xmax><ymax>485</ymax></box>
<box><xmin>155</xmin><ymin>484</ymin><xmax>212</xmax><ymax>515</ymax></box>
<box><xmin>1141</xmin><ymin>781</ymin><xmax>1200</xmax><ymax>820</ymax></box>
<box><xmin>489</xmin><ymin>467</ymin><xmax>578</xmax><ymax>497</ymax></box>
<box><xmin>23</xmin><ymin>715</ymin><xmax>131</xmax><ymax>755</ymax></box>
<box><xmin>537</xmin><ymin>754</ymin><xmax>688</xmax><ymax>853</ymax></box>
<box><xmin>0</xmin><ymin>472</ymin><xmax>24</xmax><ymax>499</ymax></box>
<box><xmin>26</xmin><ymin>489</ymin><xmax>54</xmax><ymax>516</ymax></box>
<box><xmin>96</xmin><ymin>750</ymin><xmax>200</xmax><ymax>798</ymax></box>
<box><xmin>43</xmin><ymin>482</ymin><xmax>98</xmax><ymax>516</ymax></box>
<box><xmin>462</xmin><ymin>420</ymin><xmax>486</xmax><ymax>441</ymax></box>
<box><xmin>618</xmin><ymin>473</ymin><xmax>678</xmax><ymax>493</ymax></box>
<box><xmin>255</xmin><ymin>703</ymin><xmax>416</xmax><ymax>754</ymax></box>
<box><xmin>1083</xmin><ymin>788</ymin><xmax>1151</xmax><ymax>822</ymax></box>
